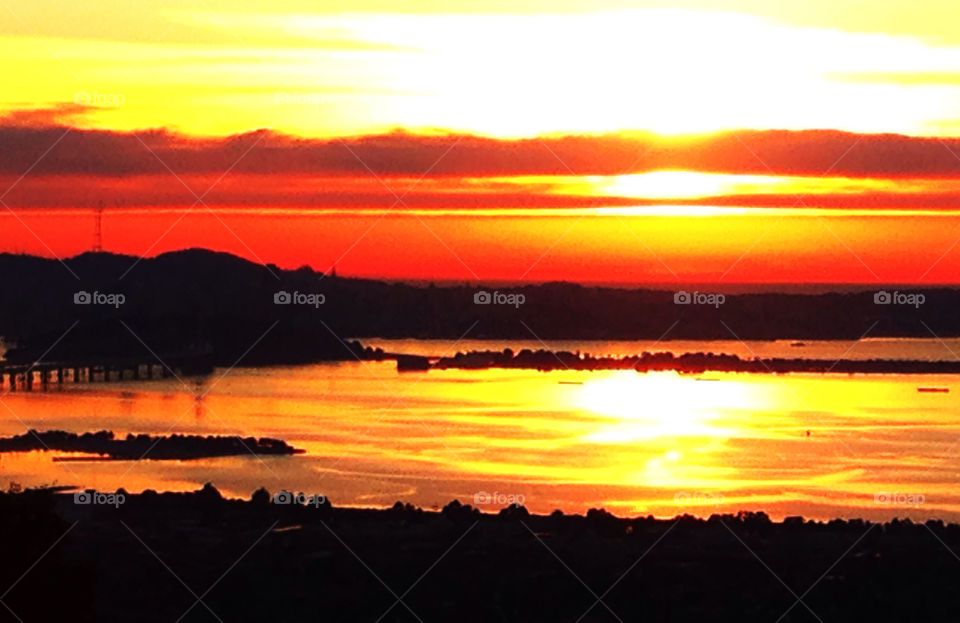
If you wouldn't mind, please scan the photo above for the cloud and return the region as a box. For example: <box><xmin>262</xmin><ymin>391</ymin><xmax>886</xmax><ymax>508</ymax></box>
<box><xmin>0</xmin><ymin>103</ymin><xmax>93</xmax><ymax>128</ymax></box>
<box><xmin>3</xmin><ymin>111</ymin><xmax>960</xmax><ymax>180</ymax></box>
<box><xmin>4</xmin><ymin>109</ymin><xmax>960</xmax><ymax>210</ymax></box>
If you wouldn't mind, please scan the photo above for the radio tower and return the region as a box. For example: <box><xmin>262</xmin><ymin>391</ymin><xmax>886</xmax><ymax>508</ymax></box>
<box><xmin>93</xmin><ymin>200</ymin><xmax>104</xmax><ymax>252</ymax></box>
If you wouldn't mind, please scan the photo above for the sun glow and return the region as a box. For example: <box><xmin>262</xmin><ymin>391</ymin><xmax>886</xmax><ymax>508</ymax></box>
<box><xmin>5</xmin><ymin>7</ymin><xmax>960</xmax><ymax>137</ymax></box>
<box><xmin>577</xmin><ymin>372</ymin><xmax>749</xmax><ymax>442</ymax></box>
<box><xmin>595</xmin><ymin>172</ymin><xmax>918</xmax><ymax>200</ymax></box>
<box><xmin>577</xmin><ymin>372</ymin><xmax>757</xmax><ymax>489</ymax></box>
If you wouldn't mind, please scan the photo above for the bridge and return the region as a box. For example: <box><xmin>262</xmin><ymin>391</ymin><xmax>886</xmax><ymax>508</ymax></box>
<box><xmin>0</xmin><ymin>351</ymin><xmax>215</xmax><ymax>391</ymax></box>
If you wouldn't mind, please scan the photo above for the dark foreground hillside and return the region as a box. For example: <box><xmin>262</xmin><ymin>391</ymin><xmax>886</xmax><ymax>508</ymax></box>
<box><xmin>1</xmin><ymin>487</ymin><xmax>958</xmax><ymax>622</ymax></box>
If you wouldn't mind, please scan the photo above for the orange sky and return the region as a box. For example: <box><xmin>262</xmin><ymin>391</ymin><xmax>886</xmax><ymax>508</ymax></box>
<box><xmin>2</xmin><ymin>1</ymin><xmax>960</xmax><ymax>283</ymax></box>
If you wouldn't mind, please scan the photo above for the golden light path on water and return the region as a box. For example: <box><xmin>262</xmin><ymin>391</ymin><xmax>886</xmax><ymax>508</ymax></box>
<box><xmin>1</xmin><ymin>360</ymin><xmax>959</xmax><ymax>521</ymax></box>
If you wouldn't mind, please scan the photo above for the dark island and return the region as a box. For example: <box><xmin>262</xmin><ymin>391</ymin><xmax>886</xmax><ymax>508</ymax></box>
<box><xmin>0</xmin><ymin>430</ymin><xmax>304</xmax><ymax>460</ymax></box>
<box><xmin>432</xmin><ymin>348</ymin><xmax>960</xmax><ymax>374</ymax></box>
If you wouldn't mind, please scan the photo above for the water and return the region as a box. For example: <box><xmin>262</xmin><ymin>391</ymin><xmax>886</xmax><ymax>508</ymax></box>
<box><xmin>1</xmin><ymin>339</ymin><xmax>959</xmax><ymax>521</ymax></box>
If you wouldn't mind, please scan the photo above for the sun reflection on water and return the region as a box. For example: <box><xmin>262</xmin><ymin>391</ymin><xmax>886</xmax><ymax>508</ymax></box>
<box><xmin>573</xmin><ymin>371</ymin><xmax>770</xmax><ymax>490</ymax></box>
<box><xmin>3</xmin><ymin>363</ymin><xmax>960</xmax><ymax>520</ymax></box>
<box><xmin>577</xmin><ymin>371</ymin><xmax>752</xmax><ymax>441</ymax></box>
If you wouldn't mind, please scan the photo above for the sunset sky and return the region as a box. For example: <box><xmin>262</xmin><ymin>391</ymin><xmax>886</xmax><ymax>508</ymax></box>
<box><xmin>3</xmin><ymin>0</ymin><xmax>960</xmax><ymax>283</ymax></box>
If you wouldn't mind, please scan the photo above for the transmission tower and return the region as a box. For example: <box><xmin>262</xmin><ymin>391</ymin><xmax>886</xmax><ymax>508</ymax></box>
<box><xmin>93</xmin><ymin>200</ymin><xmax>104</xmax><ymax>252</ymax></box>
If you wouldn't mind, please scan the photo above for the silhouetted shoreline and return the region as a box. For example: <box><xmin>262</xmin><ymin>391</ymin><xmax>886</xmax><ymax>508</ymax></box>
<box><xmin>3</xmin><ymin>250</ymin><xmax>960</xmax><ymax>372</ymax></box>
<box><xmin>0</xmin><ymin>430</ymin><xmax>304</xmax><ymax>460</ymax></box>
<box><xmin>432</xmin><ymin>348</ymin><xmax>960</xmax><ymax>374</ymax></box>
<box><xmin>3</xmin><ymin>485</ymin><xmax>959</xmax><ymax>622</ymax></box>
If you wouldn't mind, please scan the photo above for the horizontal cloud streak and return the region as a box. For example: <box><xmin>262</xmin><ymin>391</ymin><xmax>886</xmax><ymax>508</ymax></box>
<box><xmin>4</xmin><ymin>111</ymin><xmax>960</xmax><ymax>210</ymax></box>
<box><xmin>3</xmin><ymin>112</ymin><xmax>960</xmax><ymax>179</ymax></box>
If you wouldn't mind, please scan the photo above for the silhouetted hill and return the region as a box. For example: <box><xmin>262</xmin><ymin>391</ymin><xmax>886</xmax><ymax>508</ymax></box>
<box><xmin>1</xmin><ymin>249</ymin><xmax>958</xmax><ymax>366</ymax></box>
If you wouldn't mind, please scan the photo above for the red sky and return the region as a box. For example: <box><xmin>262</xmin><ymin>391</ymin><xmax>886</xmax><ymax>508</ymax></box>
<box><xmin>5</xmin><ymin>2</ymin><xmax>960</xmax><ymax>283</ymax></box>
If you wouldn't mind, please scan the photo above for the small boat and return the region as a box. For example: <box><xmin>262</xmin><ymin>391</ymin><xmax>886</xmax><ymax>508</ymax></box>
<box><xmin>917</xmin><ymin>387</ymin><xmax>949</xmax><ymax>393</ymax></box>
<box><xmin>694</xmin><ymin>377</ymin><xmax>720</xmax><ymax>381</ymax></box>
<box><xmin>558</xmin><ymin>381</ymin><xmax>583</xmax><ymax>385</ymax></box>
<box><xmin>790</xmin><ymin>342</ymin><xmax>806</xmax><ymax>347</ymax></box>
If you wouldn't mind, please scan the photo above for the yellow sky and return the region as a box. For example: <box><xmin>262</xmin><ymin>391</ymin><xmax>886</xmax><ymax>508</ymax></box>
<box><xmin>3</xmin><ymin>0</ymin><xmax>960</xmax><ymax>137</ymax></box>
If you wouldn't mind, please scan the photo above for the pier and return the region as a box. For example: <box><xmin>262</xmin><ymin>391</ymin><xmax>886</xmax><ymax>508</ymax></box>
<box><xmin>0</xmin><ymin>351</ymin><xmax>214</xmax><ymax>391</ymax></box>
